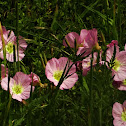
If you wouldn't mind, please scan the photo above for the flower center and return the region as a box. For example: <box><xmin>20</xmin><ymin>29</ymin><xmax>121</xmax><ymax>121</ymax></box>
<box><xmin>112</xmin><ymin>59</ymin><xmax>121</xmax><ymax>71</ymax></box>
<box><xmin>123</xmin><ymin>79</ymin><xmax>126</xmax><ymax>85</ymax></box>
<box><xmin>121</xmin><ymin>110</ymin><xmax>126</xmax><ymax>121</ymax></box>
<box><xmin>12</xmin><ymin>84</ymin><xmax>24</xmax><ymax>94</ymax></box>
<box><xmin>53</xmin><ymin>70</ymin><xmax>63</xmax><ymax>81</ymax></box>
<box><xmin>5</xmin><ymin>42</ymin><xmax>13</xmax><ymax>54</ymax></box>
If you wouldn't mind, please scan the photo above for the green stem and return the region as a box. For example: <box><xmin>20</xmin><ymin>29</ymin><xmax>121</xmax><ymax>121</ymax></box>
<box><xmin>117</xmin><ymin>0</ymin><xmax>121</xmax><ymax>44</ymax></box>
<box><xmin>89</xmin><ymin>52</ymin><xmax>93</xmax><ymax>126</ymax></box>
<box><xmin>99</xmin><ymin>92</ymin><xmax>102</xmax><ymax>126</ymax></box>
<box><xmin>16</xmin><ymin>0</ymin><xmax>20</xmax><ymax>71</ymax></box>
<box><xmin>3</xmin><ymin>95</ymin><xmax>12</xmax><ymax>126</ymax></box>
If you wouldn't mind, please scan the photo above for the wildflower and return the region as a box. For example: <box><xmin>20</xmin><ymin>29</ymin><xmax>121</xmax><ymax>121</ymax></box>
<box><xmin>106</xmin><ymin>42</ymin><xmax>126</xmax><ymax>81</ymax></box>
<box><xmin>63</xmin><ymin>32</ymin><xmax>80</xmax><ymax>48</ymax></box>
<box><xmin>0</xmin><ymin>26</ymin><xmax>27</xmax><ymax>62</ymax></box>
<box><xmin>112</xmin><ymin>101</ymin><xmax>126</xmax><ymax>125</ymax></box>
<box><xmin>112</xmin><ymin>79</ymin><xmax>126</xmax><ymax>91</ymax></box>
<box><xmin>77</xmin><ymin>28</ymin><xmax>101</xmax><ymax>57</ymax></box>
<box><xmin>45</xmin><ymin>57</ymin><xmax>78</xmax><ymax>90</ymax></box>
<box><xmin>29</xmin><ymin>72</ymin><xmax>40</xmax><ymax>86</ymax></box>
<box><xmin>107</xmin><ymin>40</ymin><xmax>118</xmax><ymax>48</ymax></box>
<box><xmin>82</xmin><ymin>52</ymin><xmax>102</xmax><ymax>76</ymax></box>
<box><xmin>1</xmin><ymin>72</ymin><xmax>34</xmax><ymax>102</ymax></box>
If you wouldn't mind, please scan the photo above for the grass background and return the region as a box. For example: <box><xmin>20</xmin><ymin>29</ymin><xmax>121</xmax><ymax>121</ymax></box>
<box><xmin>0</xmin><ymin>0</ymin><xmax>126</xmax><ymax>125</ymax></box>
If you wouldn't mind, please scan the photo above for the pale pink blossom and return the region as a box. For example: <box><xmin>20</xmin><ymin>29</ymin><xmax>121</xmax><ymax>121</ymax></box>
<box><xmin>45</xmin><ymin>57</ymin><xmax>78</xmax><ymax>90</ymax></box>
<box><xmin>106</xmin><ymin>41</ymin><xmax>126</xmax><ymax>81</ymax></box>
<box><xmin>0</xmin><ymin>26</ymin><xmax>27</xmax><ymax>62</ymax></box>
<box><xmin>63</xmin><ymin>32</ymin><xmax>80</xmax><ymax>48</ymax></box>
<box><xmin>112</xmin><ymin>101</ymin><xmax>126</xmax><ymax>126</ymax></box>
<box><xmin>1</xmin><ymin>72</ymin><xmax>35</xmax><ymax>102</ymax></box>
<box><xmin>77</xmin><ymin>28</ymin><xmax>101</xmax><ymax>57</ymax></box>
<box><xmin>82</xmin><ymin>52</ymin><xmax>102</xmax><ymax>76</ymax></box>
<box><xmin>29</xmin><ymin>72</ymin><xmax>40</xmax><ymax>86</ymax></box>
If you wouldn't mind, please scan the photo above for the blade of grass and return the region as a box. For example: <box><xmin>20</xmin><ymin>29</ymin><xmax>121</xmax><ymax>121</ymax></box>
<box><xmin>81</xmin><ymin>4</ymin><xmax>113</xmax><ymax>25</ymax></box>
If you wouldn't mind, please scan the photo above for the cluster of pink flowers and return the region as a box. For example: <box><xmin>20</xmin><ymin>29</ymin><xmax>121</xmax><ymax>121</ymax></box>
<box><xmin>63</xmin><ymin>28</ymin><xmax>126</xmax><ymax>125</ymax></box>
<box><xmin>1</xmin><ymin>24</ymin><xmax>126</xmax><ymax>125</ymax></box>
<box><xmin>0</xmin><ymin>25</ymin><xmax>40</xmax><ymax>102</ymax></box>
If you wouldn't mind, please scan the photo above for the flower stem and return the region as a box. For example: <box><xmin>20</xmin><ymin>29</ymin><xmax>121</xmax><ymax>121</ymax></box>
<box><xmin>99</xmin><ymin>92</ymin><xmax>103</xmax><ymax>126</ymax></box>
<box><xmin>16</xmin><ymin>0</ymin><xmax>20</xmax><ymax>71</ymax></box>
<box><xmin>3</xmin><ymin>95</ymin><xmax>12</xmax><ymax>126</ymax></box>
<box><xmin>89</xmin><ymin>51</ymin><xmax>93</xmax><ymax>126</ymax></box>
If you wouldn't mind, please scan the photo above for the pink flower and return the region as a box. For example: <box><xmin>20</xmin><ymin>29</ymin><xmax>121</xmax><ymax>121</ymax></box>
<box><xmin>112</xmin><ymin>79</ymin><xmax>126</xmax><ymax>91</ymax></box>
<box><xmin>77</xmin><ymin>28</ymin><xmax>101</xmax><ymax>57</ymax></box>
<box><xmin>1</xmin><ymin>64</ymin><xmax>8</xmax><ymax>79</ymax></box>
<box><xmin>106</xmin><ymin>42</ymin><xmax>126</xmax><ymax>81</ymax></box>
<box><xmin>0</xmin><ymin>26</ymin><xmax>27</xmax><ymax>62</ymax></box>
<box><xmin>82</xmin><ymin>52</ymin><xmax>102</xmax><ymax>76</ymax></box>
<box><xmin>78</xmin><ymin>29</ymin><xmax>89</xmax><ymax>45</ymax></box>
<box><xmin>29</xmin><ymin>72</ymin><xmax>40</xmax><ymax>86</ymax></box>
<box><xmin>107</xmin><ymin>40</ymin><xmax>118</xmax><ymax>48</ymax></box>
<box><xmin>112</xmin><ymin>101</ymin><xmax>126</xmax><ymax>126</ymax></box>
<box><xmin>45</xmin><ymin>57</ymin><xmax>78</xmax><ymax>90</ymax></box>
<box><xmin>63</xmin><ymin>32</ymin><xmax>80</xmax><ymax>48</ymax></box>
<box><xmin>1</xmin><ymin>72</ymin><xmax>35</xmax><ymax>102</ymax></box>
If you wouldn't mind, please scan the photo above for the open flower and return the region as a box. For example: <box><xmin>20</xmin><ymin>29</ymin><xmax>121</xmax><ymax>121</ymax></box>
<box><xmin>112</xmin><ymin>101</ymin><xmax>126</xmax><ymax>126</ymax></box>
<box><xmin>77</xmin><ymin>28</ymin><xmax>101</xmax><ymax>57</ymax></box>
<box><xmin>0</xmin><ymin>26</ymin><xmax>27</xmax><ymax>62</ymax></box>
<box><xmin>45</xmin><ymin>57</ymin><xmax>78</xmax><ymax>90</ymax></box>
<box><xmin>1</xmin><ymin>72</ymin><xmax>35</xmax><ymax>102</ymax></box>
<box><xmin>106</xmin><ymin>42</ymin><xmax>126</xmax><ymax>81</ymax></box>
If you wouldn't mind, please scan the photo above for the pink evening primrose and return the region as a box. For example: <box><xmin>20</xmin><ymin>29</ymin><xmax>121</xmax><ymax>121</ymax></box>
<box><xmin>112</xmin><ymin>79</ymin><xmax>126</xmax><ymax>91</ymax></box>
<box><xmin>82</xmin><ymin>52</ymin><xmax>102</xmax><ymax>76</ymax></box>
<box><xmin>106</xmin><ymin>42</ymin><xmax>126</xmax><ymax>81</ymax></box>
<box><xmin>77</xmin><ymin>28</ymin><xmax>101</xmax><ymax>57</ymax></box>
<box><xmin>107</xmin><ymin>40</ymin><xmax>118</xmax><ymax>48</ymax></box>
<box><xmin>0</xmin><ymin>26</ymin><xmax>27</xmax><ymax>62</ymax></box>
<box><xmin>112</xmin><ymin>101</ymin><xmax>126</xmax><ymax>126</ymax></box>
<box><xmin>45</xmin><ymin>57</ymin><xmax>78</xmax><ymax>90</ymax></box>
<box><xmin>1</xmin><ymin>72</ymin><xmax>35</xmax><ymax>102</ymax></box>
<box><xmin>63</xmin><ymin>32</ymin><xmax>80</xmax><ymax>48</ymax></box>
<box><xmin>29</xmin><ymin>72</ymin><xmax>40</xmax><ymax>86</ymax></box>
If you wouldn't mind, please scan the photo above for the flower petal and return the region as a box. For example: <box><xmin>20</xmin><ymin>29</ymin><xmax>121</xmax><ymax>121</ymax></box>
<box><xmin>1</xmin><ymin>77</ymin><xmax>14</xmax><ymax>91</ymax></box>
<box><xmin>13</xmin><ymin>72</ymin><xmax>31</xmax><ymax>86</ymax></box>
<box><xmin>112</xmin><ymin>102</ymin><xmax>123</xmax><ymax>119</ymax></box>
<box><xmin>63</xmin><ymin>32</ymin><xmax>80</xmax><ymax>48</ymax></box>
